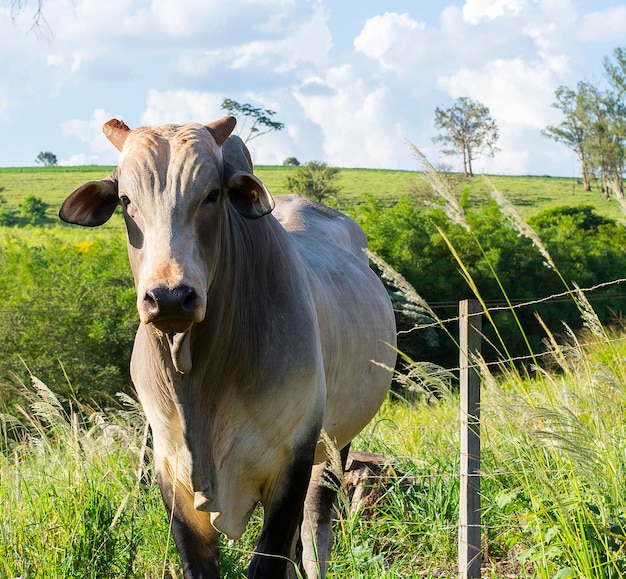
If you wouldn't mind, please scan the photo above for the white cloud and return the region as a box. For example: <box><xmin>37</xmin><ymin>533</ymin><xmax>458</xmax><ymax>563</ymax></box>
<box><xmin>439</xmin><ymin>57</ymin><xmax>561</xmax><ymax>129</ymax></box>
<box><xmin>577</xmin><ymin>5</ymin><xmax>626</xmax><ymax>42</ymax></box>
<box><xmin>462</xmin><ymin>0</ymin><xmax>526</xmax><ymax>24</ymax></box>
<box><xmin>436</xmin><ymin>54</ymin><xmax>574</xmax><ymax>174</ymax></box>
<box><xmin>61</xmin><ymin>108</ymin><xmax>120</xmax><ymax>165</ymax></box>
<box><xmin>0</xmin><ymin>0</ymin><xmax>621</xmax><ymax>174</ymax></box>
<box><xmin>354</xmin><ymin>12</ymin><xmax>425</xmax><ymax>69</ymax></box>
<box><xmin>0</xmin><ymin>89</ymin><xmax>10</xmax><ymax>123</ymax></box>
<box><xmin>294</xmin><ymin>64</ymin><xmax>413</xmax><ymax>169</ymax></box>
<box><xmin>140</xmin><ymin>89</ymin><xmax>224</xmax><ymax>126</ymax></box>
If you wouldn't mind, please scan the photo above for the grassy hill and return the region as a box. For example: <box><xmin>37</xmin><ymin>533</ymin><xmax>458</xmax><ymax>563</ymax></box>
<box><xmin>0</xmin><ymin>165</ymin><xmax>624</xmax><ymax>223</ymax></box>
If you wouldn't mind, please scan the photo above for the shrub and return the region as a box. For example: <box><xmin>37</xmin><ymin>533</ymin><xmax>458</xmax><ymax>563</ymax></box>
<box><xmin>0</xmin><ymin>235</ymin><xmax>136</xmax><ymax>406</ymax></box>
<box><xmin>285</xmin><ymin>161</ymin><xmax>340</xmax><ymax>204</ymax></box>
<box><xmin>357</xmin><ymin>196</ymin><xmax>626</xmax><ymax>368</ymax></box>
<box><xmin>20</xmin><ymin>195</ymin><xmax>49</xmax><ymax>225</ymax></box>
<box><xmin>0</xmin><ymin>195</ymin><xmax>17</xmax><ymax>226</ymax></box>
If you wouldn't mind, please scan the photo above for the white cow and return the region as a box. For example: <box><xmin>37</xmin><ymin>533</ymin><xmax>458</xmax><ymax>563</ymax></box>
<box><xmin>60</xmin><ymin>116</ymin><xmax>396</xmax><ymax>578</ymax></box>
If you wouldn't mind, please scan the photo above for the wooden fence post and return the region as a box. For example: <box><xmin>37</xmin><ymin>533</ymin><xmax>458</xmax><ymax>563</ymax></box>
<box><xmin>458</xmin><ymin>299</ymin><xmax>482</xmax><ymax>578</ymax></box>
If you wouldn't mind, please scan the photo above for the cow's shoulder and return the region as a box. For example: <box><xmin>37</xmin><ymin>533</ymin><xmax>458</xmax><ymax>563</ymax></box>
<box><xmin>272</xmin><ymin>195</ymin><xmax>367</xmax><ymax>260</ymax></box>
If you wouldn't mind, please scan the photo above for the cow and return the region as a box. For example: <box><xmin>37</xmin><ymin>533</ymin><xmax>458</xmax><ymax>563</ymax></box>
<box><xmin>59</xmin><ymin>116</ymin><xmax>397</xmax><ymax>578</ymax></box>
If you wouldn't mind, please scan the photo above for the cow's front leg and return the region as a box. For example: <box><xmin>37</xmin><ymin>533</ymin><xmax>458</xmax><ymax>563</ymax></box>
<box><xmin>157</xmin><ymin>469</ymin><xmax>220</xmax><ymax>579</ymax></box>
<box><xmin>249</xmin><ymin>437</ymin><xmax>318</xmax><ymax>579</ymax></box>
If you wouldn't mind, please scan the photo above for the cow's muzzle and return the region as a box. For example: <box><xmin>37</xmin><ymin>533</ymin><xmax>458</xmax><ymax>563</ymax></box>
<box><xmin>143</xmin><ymin>285</ymin><xmax>202</xmax><ymax>333</ymax></box>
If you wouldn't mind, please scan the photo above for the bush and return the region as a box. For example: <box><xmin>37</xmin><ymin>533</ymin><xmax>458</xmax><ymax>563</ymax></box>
<box><xmin>0</xmin><ymin>195</ymin><xmax>17</xmax><ymax>226</ymax></box>
<box><xmin>0</xmin><ymin>235</ymin><xmax>136</xmax><ymax>406</ymax></box>
<box><xmin>20</xmin><ymin>195</ymin><xmax>49</xmax><ymax>225</ymax></box>
<box><xmin>285</xmin><ymin>161</ymin><xmax>340</xmax><ymax>204</ymax></box>
<box><xmin>357</xmin><ymin>196</ymin><xmax>626</xmax><ymax>368</ymax></box>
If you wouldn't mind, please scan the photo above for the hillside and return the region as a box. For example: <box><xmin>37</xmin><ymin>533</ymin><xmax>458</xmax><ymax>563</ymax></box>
<box><xmin>0</xmin><ymin>165</ymin><xmax>624</xmax><ymax>222</ymax></box>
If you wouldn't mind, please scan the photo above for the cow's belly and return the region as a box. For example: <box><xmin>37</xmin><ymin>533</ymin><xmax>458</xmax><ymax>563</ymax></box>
<box><xmin>308</xmin><ymin>257</ymin><xmax>397</xmax><ymax>459</ymax></box>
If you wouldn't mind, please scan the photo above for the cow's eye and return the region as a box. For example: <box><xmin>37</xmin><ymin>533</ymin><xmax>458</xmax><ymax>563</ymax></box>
<box><xmin>120</xmin><ymin>195</ymin><xmax>131</xmax><ymax>208</ymax></box>
<box><xmin>203</xmin><ymin>189</ymin><xmax>220</xmax><ymax>204</ymax></box>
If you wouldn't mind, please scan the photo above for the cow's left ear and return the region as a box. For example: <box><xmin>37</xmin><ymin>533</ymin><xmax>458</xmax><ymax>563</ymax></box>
<box><xmin>59</xmin><ymin>172</ymin><xmax>119</xmax><ymax>227</ymax></box>
<box><xmin>226</xmin><ymin>171</ymin><xmax>275</xmax><ymax>219</ymax></box>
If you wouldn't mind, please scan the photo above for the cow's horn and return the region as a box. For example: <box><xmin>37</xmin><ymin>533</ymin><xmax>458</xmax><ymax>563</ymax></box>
<box><xmin>103</xmin><ymin>119</ymin><xmax>131</xmax><ymax>151</ymax></box>
<box><xmin>206</xmin><ymin>116</ymin><xmax>237</xmax><ymax>147</ymax></box>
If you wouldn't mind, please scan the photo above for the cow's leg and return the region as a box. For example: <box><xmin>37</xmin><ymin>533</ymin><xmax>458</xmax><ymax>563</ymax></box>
<box><xmin>249</xmin><ymin>438</ymin><xmax>318</xmax><ymax>579</ymax></box>
<box><xmin>301</xmin><ymin>444</ymin><xmax>350</xmax><ymax>578</ymax></box>
<box><xmin>157</xmin><ymin>469</ymin><xmax>220</xmax><ymax>579</ymax></box>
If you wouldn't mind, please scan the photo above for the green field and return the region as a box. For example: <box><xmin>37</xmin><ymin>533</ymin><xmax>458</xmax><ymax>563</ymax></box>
<box><xmin>0</xmin><ymin>165</ymin><xmax>624</xmax><ymax>223</ymax></box>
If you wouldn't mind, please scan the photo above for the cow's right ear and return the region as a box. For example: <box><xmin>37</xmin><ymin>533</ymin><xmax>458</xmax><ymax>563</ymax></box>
<box><xmin>59</xmin><ymin>172</ymin><xmax>119</xmax><ymax>227</ymax></box>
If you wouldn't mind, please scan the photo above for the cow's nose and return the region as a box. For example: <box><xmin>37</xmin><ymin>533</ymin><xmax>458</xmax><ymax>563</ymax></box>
<box><xmin>144</xmin><ymin>285</ymin><xmax>198</xmax><ymax>320</ymax></box>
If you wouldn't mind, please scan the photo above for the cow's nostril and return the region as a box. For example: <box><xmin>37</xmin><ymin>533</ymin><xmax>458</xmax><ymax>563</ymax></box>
<box><xmin>145</xmin><ymin>285</ymin><xmax>197</xmax><ymax>319</ymax></box>
<box><xmin>145</xmin><ymin>291</ymin><xmax>159</xmax><ymax>316</ymax></box>
<box><xmin>182</xmin><ymin>288</ymin><xmax>198</xmax><ymax>311</ymax></box>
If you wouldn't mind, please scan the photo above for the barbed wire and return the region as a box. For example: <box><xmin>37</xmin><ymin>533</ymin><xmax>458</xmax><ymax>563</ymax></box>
<box><xmin>397</xmin><ymin>276</ymin><xmax>626</xmax><ymax>334</ymax></box>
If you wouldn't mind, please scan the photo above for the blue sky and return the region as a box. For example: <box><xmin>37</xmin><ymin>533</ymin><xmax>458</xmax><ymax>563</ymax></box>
<box><xmin>1</xmin><ymin>0</ymin><xmax>625</xmax><ymax>175</ymax></box>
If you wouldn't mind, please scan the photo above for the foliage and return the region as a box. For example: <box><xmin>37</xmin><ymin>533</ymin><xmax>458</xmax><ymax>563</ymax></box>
<box><xmin>0</xmin><ymin>195</ymin><xmax>18</xmax><ymax>226</ymax></box>
<box><xmin>0</xmin><ymin>234</ymin><xmax>136</xmax><ymax>406</ymax></box>
<box><xmin>5</xmin><ymin>323</ymin><xmax>626</xmax><ymax>577</ymax></box>
<box><xmin>35</xmin><ymin>150</ymin><xmax>58</xmax><ymax>166</ymax></box>
<box><xmin>221</xmin><ymin>97</ymin><xmax>285</xmax><ymax>143</ymax></box>
<box><xmin>433</xmin><ymin>97</ymin><xmax>500</xmax><ymax>177</ymax></box>
<box><xmin>1</xmin><ymin>166</ymin><xmax>625</xmax><ymax>224</ymax></box>
<box><xmin>20</xmin><ymin>194</ymin><xmax>48</xmax><ymax>224</ymax></box>
<box><xmin>285</xmin><ymin>161</ymin><xmax>340</xmax><ymax>204</ymax></box>
<box><xmin>283</xmin><ymin>156</ymin><xmax>300</xmax><ymax>166</ymax></box>
<box><xmin>544</xmin><ymin>46</ymin><xmax>626</xmax><ymax>196</ymax></box>
<box><xmin>542</xmin><ymin>84</ymin><xmax>593</xmax><ymax>190</ymax></box>
<box><xmin>3</xmin><ymin>164</ymin><xmax>626</xmax><ymax>577</ymax></box>
<box><xmin>481</xmin><ymin>326</ymin><xmax>626</xmax><ymax>578</ymax></box>
<box><xmin>357</xmin><ymin>195</ymin><xmax>626</xmax><ymax>368</ymax></box>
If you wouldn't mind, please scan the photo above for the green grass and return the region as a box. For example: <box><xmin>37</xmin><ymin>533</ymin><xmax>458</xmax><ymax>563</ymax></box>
<box><xmin>4</xmin><ymin>327</ymin><xmax>626</xmax><ymax>577</ymax></box>
<box><xmin>0</xmin><ymin>165</ymin><xmax>623</xmax><ymax>224</ymax></box>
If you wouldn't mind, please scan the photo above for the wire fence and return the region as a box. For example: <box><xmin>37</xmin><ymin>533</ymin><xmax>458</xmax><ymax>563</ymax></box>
<box><xmin>351</xmin><ymin>279</ymin><xmax>626</xmax><ymax>577</ymax></box>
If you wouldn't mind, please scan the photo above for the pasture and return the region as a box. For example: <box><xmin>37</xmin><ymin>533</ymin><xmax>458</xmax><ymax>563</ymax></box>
<box><xmin>1</xmin><ymin>165</ymin><xmax>626</xmax><ymax>577</ymax></box>
<box><xmin>0</xmin><ymin>164</ymin><xmax>624</xmax><ymax>221</ymax></box>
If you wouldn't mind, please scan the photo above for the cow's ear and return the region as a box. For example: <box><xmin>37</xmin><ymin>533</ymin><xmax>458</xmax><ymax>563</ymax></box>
<box><xmin>226</xmin><ymin>171</ymin><xmax>274</xmax><ymax>219</ymax></box>
<box><xmin>59</xmin><ymin>173</ymin><xmax>119</xmax><ymax>227</ymax></box>
<box><xmin>206</xmin><ymin>116</ymin><xmax>237</xmax><ymax>147</ymax></box>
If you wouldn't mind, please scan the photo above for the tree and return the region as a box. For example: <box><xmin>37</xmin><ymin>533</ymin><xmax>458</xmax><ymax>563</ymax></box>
<box><xmin>283</xmin><ymin>157</ymin><xmax>300</xmax><ymax>166</ymax></box>
<box><xmin>545</xmin><ymin>79</ymin><xmax>625</xmax><ymax>197</ymax></box>
<box><xmin>582</xmin><ymin>82</ymin><xmax>626</xmax><ymax>196</ymax></box>
<box><xmin>544</xmin><ymin>47</ymin><xmax>626</xmax><ymax>197</ymax></box>
<box><xmin>432</xmin><ymin>97</ymin><xmax>499</xmax><ymax>177</ymax></box>
<box><xmin>285</xmin><ymin>161</ymin><xmax>340</xmax><ymax>204</ymax></box>
<box><xmin>35</xmin><ymin>151</ymin><xmax>57</xmax><ymax>166</ymax></box>
<box><xmin>543</xmin><ymin>84</ymin><xmax>595</xmax><ymax>191</ymax></box>
<box><xmin>220</xmin><ymin>98</ymin><xmax>284</xmax><ymax>143</ymax></box>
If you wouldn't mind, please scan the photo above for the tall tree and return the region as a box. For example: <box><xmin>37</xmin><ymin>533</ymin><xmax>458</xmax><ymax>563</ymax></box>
<box><xmin>545</xmin><ymin>47</ymin><xmax>626</xmax><ymax>197</ymax></box>
<box><xmin>221</xmin><ymin>98</ymin><xmax>285</xmax><ymax>143</ymax></box>
<box><xmin>432</xmin><ymin>97</ymin><xmax>499</xmax><ymax>177</ymax></box>
<box><xmin>543</xmin><ymin>84</ymin><xmax>593</xmax><ymax>191</ymax></box>
<box><xmin>582</xmin><ymin>81</ymin><xmax>625</xmax><ymax>196</ymax></box>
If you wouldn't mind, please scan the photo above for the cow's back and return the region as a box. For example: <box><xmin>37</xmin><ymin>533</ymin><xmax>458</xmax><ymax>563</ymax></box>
<box><xmin>272</xmin><ymin>195</ymin><xmax>396</xmax><ymax>459</ymax></box>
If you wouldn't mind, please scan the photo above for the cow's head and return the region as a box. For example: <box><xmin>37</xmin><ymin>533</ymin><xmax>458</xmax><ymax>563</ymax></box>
<box><xmin>59</xmin><ymin>116</ymin><xmax>274</xmax><ymax>373</ymax></box>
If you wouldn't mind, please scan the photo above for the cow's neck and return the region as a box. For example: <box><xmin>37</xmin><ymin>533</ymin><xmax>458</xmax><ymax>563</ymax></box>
<box><xmin>159</xmin><ymin>207</ymin><xmax>294</xmax><ymax>384</ymax></box>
